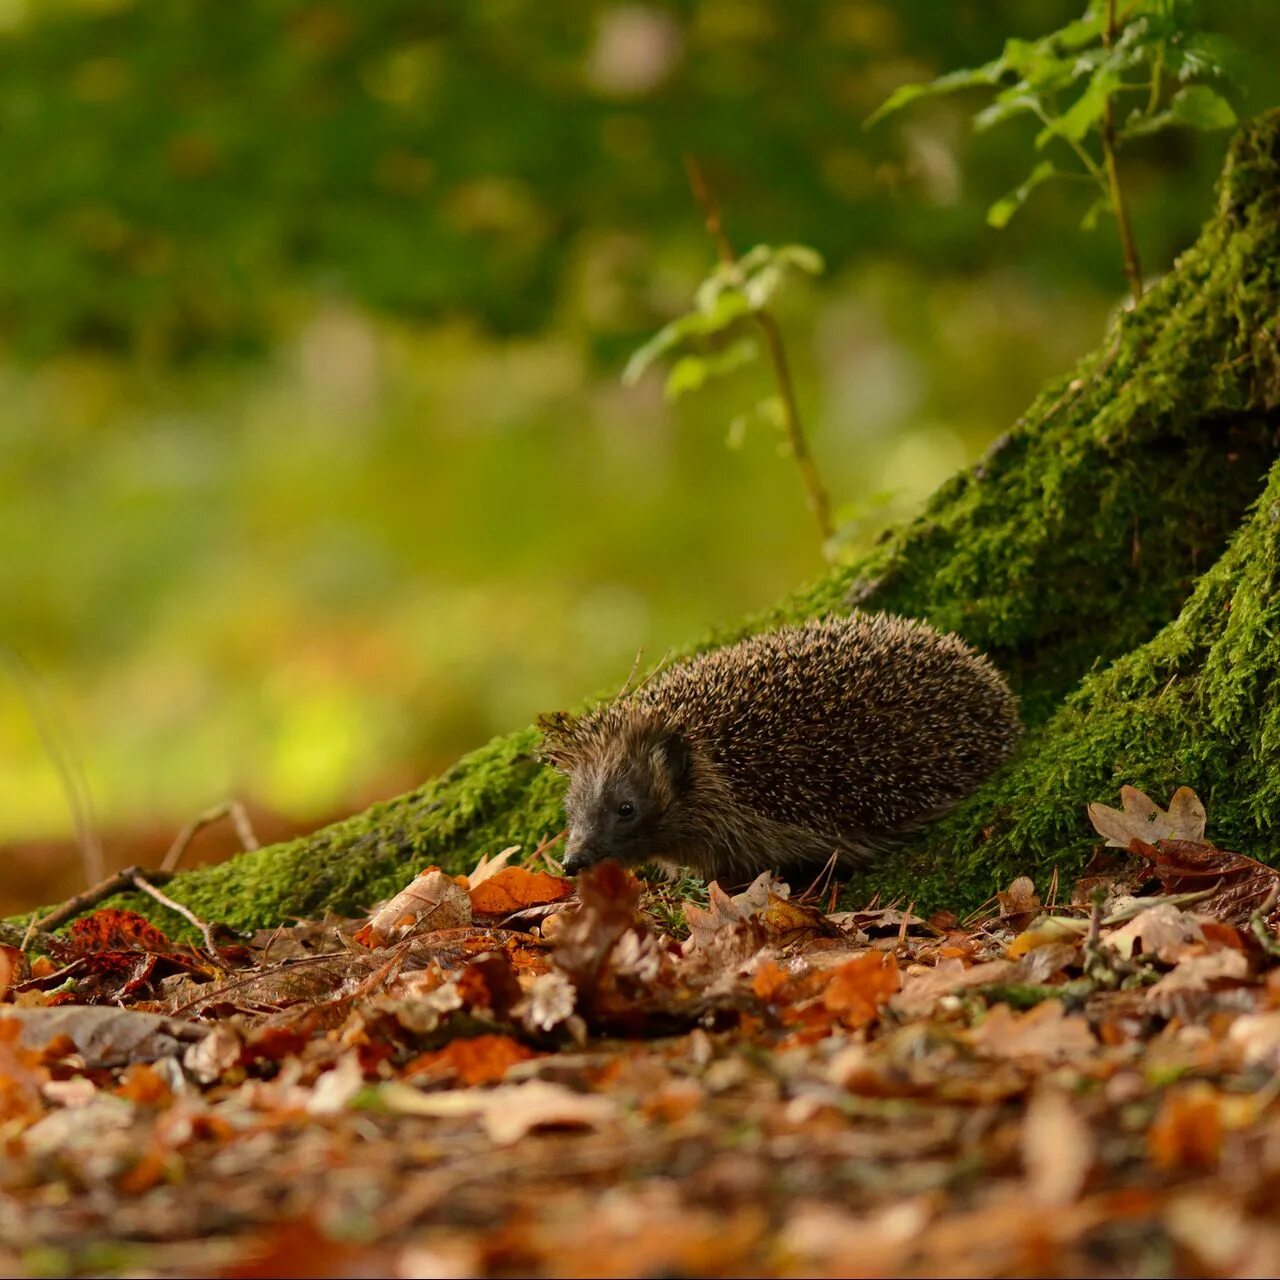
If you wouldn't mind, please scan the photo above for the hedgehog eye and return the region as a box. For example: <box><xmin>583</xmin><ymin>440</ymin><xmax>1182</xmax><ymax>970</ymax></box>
<box><xmin>616</xmin><ymin>801</ymin><xmax>636</xmax><ymax>821</ymax></box>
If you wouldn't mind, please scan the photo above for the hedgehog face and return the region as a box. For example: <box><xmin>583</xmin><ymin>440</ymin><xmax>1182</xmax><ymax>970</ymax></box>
<box><xmin>561</xmin><ymin>730</ymin><xmax>691</xmax><ymax>874</ymax></box>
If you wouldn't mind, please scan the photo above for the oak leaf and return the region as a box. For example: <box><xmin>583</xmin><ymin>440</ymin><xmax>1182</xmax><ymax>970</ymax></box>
<box><xmin>1087</xmin><ymin>785</ymin><xmax>1206</xmax><ymax>848</ymax></box>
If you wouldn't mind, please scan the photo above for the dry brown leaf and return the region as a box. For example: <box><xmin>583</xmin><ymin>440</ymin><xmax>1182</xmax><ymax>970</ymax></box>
<box><xmin>1138</xmin><ymin>839</ymin><xmax>1280</xmax><ymax>927</ymax></box>
<box><xmin>890</xmin><ymin>957</ymin><xmax>1018</xmax><ymax>1017</ymax></box>
<box><xmin>467</xmin><ymin>844</ymin><xmax>522</xmax><ymax>889</ymax></box>
<box><xmin>1227</xmin><ymin>1011</ymin><xmax>1280</xmax><ymax>1068</ymax></box>
<box><xmin>1022</xmin><ymin>1087</ymin><xmax>1094</xmax><ymax>1206</ymax></box>
<box><xmin>373</xmin><ymin>1078</ymin><xmax>617</xmax><ymax>1144</ymax></box>
<box><xmin>357</xmin><ymin>868</ymin><xmax>472</xmax><ymax>947</ymax></box>
<box><xmin>997</xmin><ymin>875</ymin><xmax>1041</xmax><ymax>917</ymax></box>
<box><xmin>0</xmin><ymin>1006</ymin><xmax>205</xmax><ymax>1068</ymax></box>
<box><xmin>1087</xmin><ymin>785</ymin><xmax>1207</xmax><ymax>848</ymax></box>
<box><xmin>969</xmin><ymin>1000</ymin><xmax>1097</xmax><ymax>1062</ymax></box>
<box><xmin>1104</xmin><ymin>902</ymin><xmax>1204</xmax><ymax>962</ymax></box>
<box><xmin>1145</xmin><ymin>947</ymin><xmax>1248</xmax><ymax>996</ymax></box>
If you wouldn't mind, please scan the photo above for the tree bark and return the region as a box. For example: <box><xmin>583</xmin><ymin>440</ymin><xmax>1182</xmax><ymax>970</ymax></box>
<box><xmin>31</xmin><ymin>112</ymin><xmax>1280</xmax><ymax>933</ymax></box>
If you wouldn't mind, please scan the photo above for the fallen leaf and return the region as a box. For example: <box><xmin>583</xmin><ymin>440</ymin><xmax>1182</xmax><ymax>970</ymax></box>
<box><xmin>470</xmin><ymin>866</ymin><xmax>574</xmax><ymax>915</ymax></box>
<box><xmin>1145</xmin><ymin>947</ymin><xmax>1249</xmax><ymax>996</ymax></box>
<box><xmin>0</xmin><ymin>1006</ymin><xmax>206</xmax><ymax>1068</ymax></box>
<box><xmin>970</xmin><ymin>1000</ymin><xmax>1097</xmax><ymax>1062</ymax></box>
<box><xmin>1137</xmin><ymin>839</ymin><xmax>1280</xmax><ymax>927</ymax></box>
<box><xmin>467</xmin><ymin>844</ymin><xmax>522</xmax><ymax>889</ymax></box>
<box><xmin>1022</xmin><ymin>1086</ymin><xmax>1094</xmax><ymax>1206</ymax></box>
<box><xmin>405</xmin><ymin>1034</ymin><xmax>539</xmax><ymax>1086</ymax></box>
<box><xmin>1104</xmin><ymin>902</ymin><xmax>1204</xmax><ymax>962</ymax></box>
<box><xmin>821</xmin><ymin>951</ymin><xmax>901</xmax><ymax>1029</ymax></box>
<box><xmin>1088</xmin><ymin>785</ymin><xmax>1207</xmax><ymax>848</ymax></box>
<box><xmin>1149</xmin><ymin>1084</ymin><xmax>1222</xmax><ymax>1169</ymax></box>
<box><xmin>890</xmin><ymin>957</ymin><xmax>1018</xmax><ymax>1017</ymax></box>
<box><xmin>371</xmin><ymin>1079</ymin><xmax>617</xmax><ymax>1145</ymax></box>
<box><xmin>356</xmin><ymin>868</ymin><xmax>472</xmax><ymax>947</ymax></box>
<box><xmin>997</xmin><ymin>875</ymin><xmax>1041</xmax><ymax>918</ymax></box>
<box><xmin>1228</xmin><ymin>1010</ymin><xmax>1280</xmax><ymax>1068</ymax></box>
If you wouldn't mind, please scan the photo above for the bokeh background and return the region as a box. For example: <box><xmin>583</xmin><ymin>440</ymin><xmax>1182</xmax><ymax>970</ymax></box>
<box><xmin>3</xmin><ymin>0</ymin><xmax>1277</xmax><ymax>910</ymax></box>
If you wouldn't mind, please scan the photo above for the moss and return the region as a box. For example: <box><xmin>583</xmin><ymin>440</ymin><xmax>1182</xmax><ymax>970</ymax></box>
<box><xmin>18</xmin><ymin>114</ymin><xmax>1280</xmax><ymax>935</ymax></box>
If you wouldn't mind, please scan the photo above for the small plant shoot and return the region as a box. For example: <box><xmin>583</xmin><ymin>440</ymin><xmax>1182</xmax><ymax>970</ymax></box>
<box><xmin>625</xmin><ymin>159</ymin><xmax>836</xmax><ymax>550</ymax></box>
<box><xmin>867</xmin><ymin>0</ymin><xmax>1243</xmax><ymax>304</ymax></box>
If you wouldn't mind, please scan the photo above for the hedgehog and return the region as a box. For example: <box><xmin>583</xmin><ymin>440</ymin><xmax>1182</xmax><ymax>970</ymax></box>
<box><xmin>537</xmin><ymin>612</ymin><xmax>1020</xmax><ymax>885</ymax></box>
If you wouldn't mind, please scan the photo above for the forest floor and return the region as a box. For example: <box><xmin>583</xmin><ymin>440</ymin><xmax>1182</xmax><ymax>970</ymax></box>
<box><xmin>5</xmin><ymin>787</ymin><xmax>1280</xmax><ymax>1278</ymax></box>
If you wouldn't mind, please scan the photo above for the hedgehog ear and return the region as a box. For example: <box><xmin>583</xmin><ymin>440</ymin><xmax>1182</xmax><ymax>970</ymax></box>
<box><xmin>652</xmin><ymin>730</ymin><xmax>691</xmax><ymax>790</ymax></box>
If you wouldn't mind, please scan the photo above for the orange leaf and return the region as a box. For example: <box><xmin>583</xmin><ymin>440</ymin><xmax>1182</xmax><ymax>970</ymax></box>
<box><xmin>404</xmin><ymin>1034</ymin><xmax>539</xmax><ymax>1086</ymax></box>
<box><xmin>752</xmin><ymin>958</ymin><xmax>789</xmax><ymax>1001</ymax></box>
<box><xmin>469</xmin><ymin>866</ymin><xmax>574</xmax><ymax>915</ymax></box>
<box><xmin>821</xmin><ymin>951</ymin><xmax>901</xmax><ymax>1029</ymax></box>
<box><xmin>1149</xmin><ymin>1085</ymin><xmax>1222</xmax><ymax>1170</ymax></box>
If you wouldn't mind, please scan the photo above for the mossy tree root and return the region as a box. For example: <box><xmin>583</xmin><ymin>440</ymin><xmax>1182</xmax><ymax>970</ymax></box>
<box><xmin>23</xmin><ymin>112</ymin><xmax>1280</xmax><ymax>933</ymax></box>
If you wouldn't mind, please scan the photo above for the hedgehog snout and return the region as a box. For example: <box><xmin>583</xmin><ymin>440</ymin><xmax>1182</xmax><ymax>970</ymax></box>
<box><xmin>562</xmin><ymin>825</ymin><xmax>604</xmax><ymax>875</ymax></box>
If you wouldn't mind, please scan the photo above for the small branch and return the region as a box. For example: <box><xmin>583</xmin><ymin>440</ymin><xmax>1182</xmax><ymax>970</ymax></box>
<box><xmin>161</xmin><ymin>799</ymin><xmax>260</xmax><ymax>874</ymax></box>
<box><xmin>22</xmin><ymin>865</ymin><xmax>156</xmax><ymax>947</ymax></box>
<box><xmin>131</xmin><ymin>872</ymin><xmax>227</xmax><ymax>965</ymax></box>
<box><xmin>1101</xmin><ymin>0</ymin><xmax>1144</xmax><ymax>306</ymax></box>
<box><xmin>20</xmin><ymin>862</ymin><xmax>228</xmax><ymax>966</ymax></box>
<box><xmin>683</xmin><ymin>155</ymin><xmax>836</xmax><ymax>546</ymax></box>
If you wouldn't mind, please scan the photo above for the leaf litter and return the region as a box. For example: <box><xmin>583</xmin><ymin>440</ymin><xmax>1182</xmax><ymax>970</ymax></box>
<box><xmin>6</xmin><ymin>786</ymin><xmax>1280</xmax><ymax>1275</ymax></box>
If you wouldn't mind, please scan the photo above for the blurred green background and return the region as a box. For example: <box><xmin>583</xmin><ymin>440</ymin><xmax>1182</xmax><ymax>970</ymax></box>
<box><xmin>2</xmin><ymin>0</ymin><xmax>1277</xmax><ymax>903</ymax></box>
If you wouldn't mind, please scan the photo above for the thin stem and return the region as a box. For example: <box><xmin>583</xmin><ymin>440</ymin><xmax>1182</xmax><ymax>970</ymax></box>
<box><xmin>1102</xmin><ymin>0</ymin><xmax>1144</xmax><ymax>305</ymax></box>
<box><xmin>682</xmin><ymin>155</ymin><xmax>836</xmax><ymax>546</ymax></box>
<box><xmin>754</xmin><ymin>311</ymin><xmax>835</xmax><ymax>542</ymax></box>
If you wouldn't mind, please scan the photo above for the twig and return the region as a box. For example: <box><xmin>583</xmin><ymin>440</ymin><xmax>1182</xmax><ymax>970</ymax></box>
<box><xmin>683</xmin><ymin>155</ymin><xmax>836</xmax><ymax>545</ymax></box>
<box><xmin>22</xmin><ymin>865</ymin><xmax>154</xmax><ymax>948</ymax></box>
<box><xmin>799</xmin><ymin>849</ymin><xmax>840</xmax><ymax>904</ymax></box>
<box><xmin>20</xmin><ymin>862</ymin><xmax>227</xmax><ymax>967</ymax></box>
<box><xmin>130</xmin><ymin>871</ymin><xmax>227</xmax><ymax>966</ymax></box>
<box><xmin>1250</xmin><ymin>885</ymin><xmax>1280</xmax><ymax>957</ymax></box>
<box><xmin>1101</xmin><ymin>0</ymin><xmax>1143</xmax><ymax>305</ymax></box>
<box><xmin>532</xmin><ymin>828</ymin><xmax>568</xmax><ymax>876</ymax></box>
<box><xmin>161</xmin><ymin>799</ymin><xmax>260</xmax><ymax>874</ymax></box>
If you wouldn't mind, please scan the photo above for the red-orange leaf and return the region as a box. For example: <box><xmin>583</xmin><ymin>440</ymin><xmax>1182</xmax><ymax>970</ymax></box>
<box><xmin>470</xmin><ymin>866</ymin><xmax>574</xmax><ymax>915</ymax></box>
<box><xmin>821</xmin><ymin>951</ymin><xmax>901</xmax><ymax>1029</ymax></box>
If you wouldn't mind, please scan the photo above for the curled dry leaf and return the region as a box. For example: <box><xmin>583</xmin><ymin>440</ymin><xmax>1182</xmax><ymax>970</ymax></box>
<box><xmin>467</xmin><ymin>845</ymin><xmax>521</xmax><ymax>889</ymax></box>
<box><xmin>515</xmin><ymin>971</ymin><xmax>578</xmax><ymax>1034</ymax></box>
<box><xmin>1137</xmin><ymin>839</ymin><xmax>1280</xmax><ymax>927</ymax></box>
<box><xmin>1088</xmin><ymin>784</ymin><xmax>1207</xmax><ymax>849</ymax></box>
<box><xmin>355</xmin><ymin>868</ymin><xmax>471</xmax><ymax>948</ymax></box>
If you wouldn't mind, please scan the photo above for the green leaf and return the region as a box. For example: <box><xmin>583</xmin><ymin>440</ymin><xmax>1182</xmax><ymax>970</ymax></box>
<box><xmin>664</xmin><ymin>337</ymin><xmax>758</xmax><ymax>401</ymax></box>
<box><xmin>623</xmin><ymin>320</ymin><xmax>687</xmax><ymax>386</ymax></box>
<box><xmin>771</xmin><ymin>244</ymin><xmax>825</xmax><ymax>275</ymax></box>
<box><xmin>987</xmin><ymin>160</ymin><xmax>1059</xmax><ymax>229</ymax></box>
<box><xmin>1080</xmin><ymin>195</ymin><xmax>1111</xmax><ymax>231</ymax></box>
<box><xmin>1172</xmin><ymin>32</ymin><xmax>1246</xmax><ymax>89</ymax></box>
<box><xmin>1053</xmin><ymin>66</ymin><xmax>1121</xmax><ymax>143</ymax></box>
<box><xmin>974</xmin><ymin>87</ymin><xmax>1041</xmax><ymax>132</ymax></box>
<box><xmin>1168</xmin><ymin>84</ymin><xmax>1236</xmax><ymax>131</ymax></box>
<box><xmin>864</xmin><ymin>58</ymin><xmax>1003</xmax><ymax>128</ymax></box>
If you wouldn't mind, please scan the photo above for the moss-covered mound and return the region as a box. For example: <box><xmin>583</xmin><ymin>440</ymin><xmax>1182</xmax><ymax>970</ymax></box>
<box><xmin>31</xmin><ymin>112</ymin><xmax>1280</xmax><ymax>933</ymax></box>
